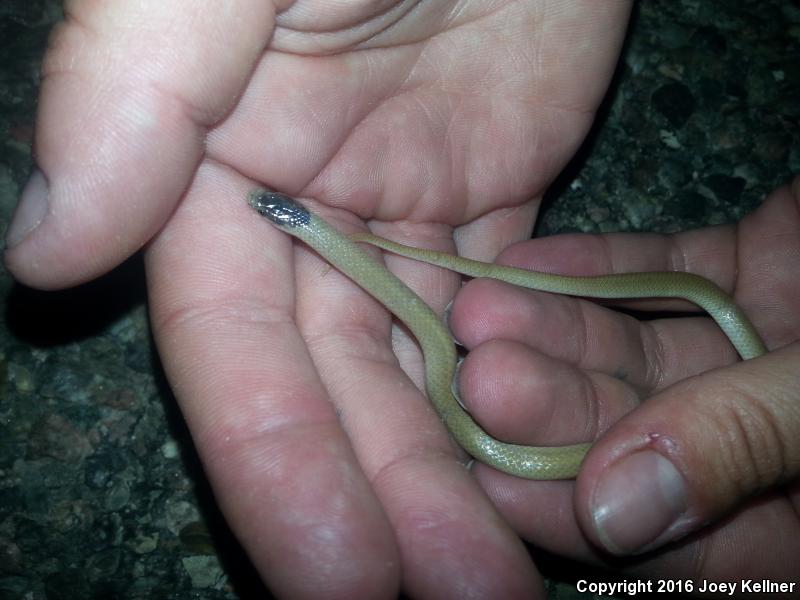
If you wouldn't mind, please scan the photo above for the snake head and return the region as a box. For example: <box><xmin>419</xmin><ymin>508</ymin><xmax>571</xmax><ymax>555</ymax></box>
<box><xmin>248</xmin><ymin>188</ymin><xmax>310</xmax><ymax>229</ymax></box>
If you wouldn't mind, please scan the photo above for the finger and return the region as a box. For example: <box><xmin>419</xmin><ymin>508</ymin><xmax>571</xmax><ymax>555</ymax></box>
<box><xmin>496</xmin><ymin>225</ymin><xmax>743</xmax><ymax>313</ymax></box>
<box><xmin>4</xmin><ymin>0</ymin><xmax>272</xmax><ymax>289</ymax></box>
<box><xmin>481</xmin><ymin>215</ymin><xmax>766</xmax><ymax>356</ymax></box>
<box><xmin>146</xmin><ymin>165</ymin><xmax>400</xmax><ymax>598</ymax></box>
<box><xmin>475</xmin><ymin>473</ymin><xmax>601</xmax><ymax>559</ymax></box>
<box><xmin>480</xmin><ymin>178</ymin><xmax>800</xmax><ymax>359</ymax></box>
<box><xmin>575</xmin><ymin>342</ymin><xmax>800</xmax><ymax>556</ymax></box>
<box><xmin>451</xmin><ymin>277</ymin><xmax>737</xmax><ymax>393</ymax></box>
<box><xmin>456</xmin><ymin>339</ymin><xmax>640</xmax><ymax>446</ymax></box>
<box><xmin>294</xmin><ymin>213</ymin><xmax>544</xmax><ymax>597</ymax></box>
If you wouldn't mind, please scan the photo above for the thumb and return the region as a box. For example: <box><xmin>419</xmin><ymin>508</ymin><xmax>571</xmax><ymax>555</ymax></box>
<box><xmin>4</xmin><ymin>0</ymin><xmax>272</xmax><ymax>289</ymax></box>
<box><xmin>575</xmin><ymin>342</ymin><xmax>800</xmax><ymax>555</ymax></box>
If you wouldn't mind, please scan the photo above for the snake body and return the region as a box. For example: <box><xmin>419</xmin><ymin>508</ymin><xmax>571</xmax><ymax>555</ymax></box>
<box><xmin>248</xmin><ymin>189</ymin><xmax>766</xmax><ymax>480</ymax></box>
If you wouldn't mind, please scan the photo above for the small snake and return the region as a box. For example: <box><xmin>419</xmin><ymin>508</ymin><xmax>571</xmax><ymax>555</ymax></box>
<box><xmin>248</xmin><ymin>188</ymin><xmax>767</xmax><ymax>480</ymax></box>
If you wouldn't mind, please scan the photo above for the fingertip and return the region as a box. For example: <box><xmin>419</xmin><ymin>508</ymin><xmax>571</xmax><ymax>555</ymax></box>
<box><xmin>5</xmin><ymin>86</ymin><xmax>204</xmax><ymax>289</ymax></box>
<box><xmin>448</xmin><ymin>278</ymin><xmax>523</xmax><ymax>348</ymax></box>
<box><xmin>578</xmin><ymin>449</ymin><xmax>690</xmax><ymax>555</ymax></box>
<box><xmin>3</xmin><ymin>158</ymin><xmax>189</xmax><ymax>290</ymax></box>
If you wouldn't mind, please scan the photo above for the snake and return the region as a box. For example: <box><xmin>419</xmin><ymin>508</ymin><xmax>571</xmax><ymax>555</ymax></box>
<box><xmin>248</xmin><ymin>188</ymin><xmax>767</xmax><ymax>480</ymax></box>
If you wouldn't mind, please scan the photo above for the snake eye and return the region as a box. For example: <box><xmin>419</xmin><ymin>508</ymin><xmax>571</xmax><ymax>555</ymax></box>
<box><xmin>248</xmin><ymin>189</ymin><xmax>310</xmax><ymax>228</ymax></box>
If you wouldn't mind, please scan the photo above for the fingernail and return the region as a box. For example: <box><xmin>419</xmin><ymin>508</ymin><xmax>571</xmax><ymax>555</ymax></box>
<box><xmin>443</xmin><ymin>300</ymin><xmax>464</xmax><ymax>346</ymax></box>
<box><xmin>590</xmin><ymin>451</ymin><xmax>687</xmax><ymax>554</ymax></box>
<box><xmin>443</xmin><ymin>300</ymin><xmax>455</xmax><ymax>335</ymax></box>
<box><xmin>5</xmin><ymin>169</ymin><xmax>49</xmax><ymax>249</ymax></box>
<box><xmin>451</xmin><ymin>357</ymin><xmax>467</xmax><ymax>410</ymax></box>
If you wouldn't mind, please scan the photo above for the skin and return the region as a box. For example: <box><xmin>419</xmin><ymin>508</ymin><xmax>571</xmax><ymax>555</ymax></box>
<box><xmin>5</xmin><ymin>0</ymin><xmax>799</xmax><ymax>596</ymax></box>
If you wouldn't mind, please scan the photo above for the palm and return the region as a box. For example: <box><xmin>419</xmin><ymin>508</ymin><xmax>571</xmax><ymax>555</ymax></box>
<box><xmin>207</xmin><ymin>1</ymin><xmax>619</xmax><ymax>224</ymax></box>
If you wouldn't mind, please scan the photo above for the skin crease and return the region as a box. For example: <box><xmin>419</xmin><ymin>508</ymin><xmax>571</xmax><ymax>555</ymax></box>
<box><xmin>4</xmin><ymin>0</ymin><xmax>799</xmax><ymax>598</ymax></box>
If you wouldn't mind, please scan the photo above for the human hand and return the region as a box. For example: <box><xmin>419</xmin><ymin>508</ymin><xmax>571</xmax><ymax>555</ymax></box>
<box><xmin>4</xmin><ymin>1</ymin><xmax>633</xmax><ymax>597</ymax></box>
<box><xmin>451</xmin><ymin>179</ymin><xmax>800</xmax><ymax>581</ymax></box>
